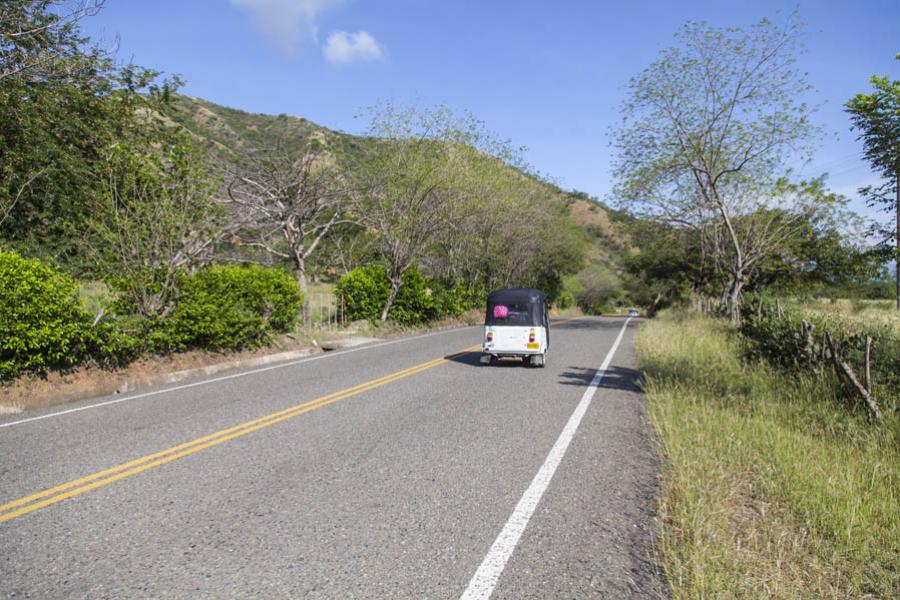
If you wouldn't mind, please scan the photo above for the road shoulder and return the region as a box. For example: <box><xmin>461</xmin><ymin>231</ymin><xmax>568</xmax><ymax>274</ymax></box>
<box><xmin>490</xmin><ymin>322</ymin><xmax>668</xmax><ymax>598</ymax></box>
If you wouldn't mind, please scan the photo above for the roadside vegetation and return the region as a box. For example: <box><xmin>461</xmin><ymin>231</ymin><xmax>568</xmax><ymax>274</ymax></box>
<box><xmin>1</xmin><ymin>1</ymin><xmax>612</xmax><ymax>384</ymax></box>
<box><xmin>613</xmin><ymin>12</ymin><xmax>900</xmax><ymax>600</ymax></box>
<box><xmin>638</xmin><ymin>309</ymin><xmax>898</xmax><ymax>598</ymax></box>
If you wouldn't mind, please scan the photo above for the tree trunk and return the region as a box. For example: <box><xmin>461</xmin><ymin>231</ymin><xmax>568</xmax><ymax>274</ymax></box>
<box><xmin>728</xmin><ymin>274</ymin><xmax>744</xmax><ymax>322</ymax></box>
<box><xmin>380</xmin><ymin>277</ymin><xmax>402</xmax><ymax>322</ymax></box>
<box><xmin>710</xmin><ymin>186</ymin><xmax>745</xmax><ymax>321</ymax></box>
<box><xmin>293</xmin><ymin>250</ymin><xmax>310</xmax><ymax>322</ymax></box>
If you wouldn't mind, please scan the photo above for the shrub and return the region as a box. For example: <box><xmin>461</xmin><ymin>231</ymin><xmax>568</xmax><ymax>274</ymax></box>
<box><xmin>335</xmin><ymin>265</ymin><xmax>391</xmax><ymax>321</ymax></box>
<box><xmin>555</xmin><ymin>289</ymin><xmax>576</xmax><ymax>310</ymax></box>
<box><xmin>336</xmin><ymin>265</ymin><xmax>478</xmax><ymax>324</ymax></box>
<box><xmin>0</xmin><ymin>251</ymin><xmax>95</xmax><ymax>380</ymax></box>
<box><xmin>390</xmin><ymin>267</ymin><xmax>437</xmax><ymax>325</ymax></box>
<box><xmin>431</xmin><ymin>282</ymin><xmax>483</xmax><ymax>318</ymax></box>
<box><xmin>740</xmin><ymin>300</ymin><xmax>900</xmax><ymax>415</ymax></box>
<box><xmin>164</xmin><ymin>264</ymin><xmax>302</xmax><ymax>351</ymax></box>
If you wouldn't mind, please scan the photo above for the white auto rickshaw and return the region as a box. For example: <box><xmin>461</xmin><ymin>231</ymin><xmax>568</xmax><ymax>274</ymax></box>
<box><xmin>480</xmin><ymin>288</ymin><xmax>549</xmax><ymax>368</ymax></box>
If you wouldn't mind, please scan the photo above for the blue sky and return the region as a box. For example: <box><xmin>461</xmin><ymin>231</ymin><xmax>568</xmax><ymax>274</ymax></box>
<box><xmin>82</xmin><ymin>0</ymin><xmax>899</xmax><ymax>225</ymax></box>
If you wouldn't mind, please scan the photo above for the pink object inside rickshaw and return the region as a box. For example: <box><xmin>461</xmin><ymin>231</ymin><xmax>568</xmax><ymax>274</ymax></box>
<box><xmin>492</xmin><ymin>305</ymin><xmax>509</xmax><ymax>319</ymax></box>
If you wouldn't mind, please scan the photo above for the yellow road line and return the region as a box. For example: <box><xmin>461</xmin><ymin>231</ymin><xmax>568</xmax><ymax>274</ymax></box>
<box><xmin>0</xmin><ymin>345</ymin><xmax>480</xmax><ymax>523</ymax></box>
<box><xmin>0</xmin><ymin>356</ymin><xmax>445</xmax><ymax>513</ymax></box>
<box><xmin>553</xmin><ymin>318</ymin><xmax>577</xmax><ymax>326</ymax></box>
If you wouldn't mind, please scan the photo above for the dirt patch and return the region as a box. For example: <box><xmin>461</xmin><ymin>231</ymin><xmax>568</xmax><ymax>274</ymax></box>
<box><xmin>0</xmin><ymin>344</ymin><xmax>318</xmax><ymax>414</ymax></box>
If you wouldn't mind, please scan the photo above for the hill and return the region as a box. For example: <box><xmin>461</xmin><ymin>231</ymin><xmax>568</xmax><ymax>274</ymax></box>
<box><xmin>164</xmin><ymin>95</ymin><xmax>638</xmax><ymax>309</ymax></box>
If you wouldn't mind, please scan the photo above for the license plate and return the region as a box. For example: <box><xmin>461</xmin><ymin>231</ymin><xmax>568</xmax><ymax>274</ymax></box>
<box><xmin>527</xmin><ymin>343</ymin><xmax>539</xmax><ymax>349</ymax></box>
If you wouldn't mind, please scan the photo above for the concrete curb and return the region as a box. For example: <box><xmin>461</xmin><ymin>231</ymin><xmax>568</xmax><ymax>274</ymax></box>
<box><xmin>117</xmin><ymin>347</ymin><xmax>323</xmax><ymax>393</ymax></box>
<box><xmin>1</xmin><ymin>317</ymin><xmax>482</xmax><ymax>415</ymax></box>
<box><xmin>1</xmin><ymin>346</ymin><xmax>323</xmax><ymax>415</ymax></box>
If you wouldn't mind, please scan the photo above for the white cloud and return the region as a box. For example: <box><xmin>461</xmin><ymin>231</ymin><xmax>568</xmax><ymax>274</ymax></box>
<box><xmin>322</xmin><ymin>30</ymin><xmax>385</xmax><ymax>65</ymax></box>
<box><xmin>231</xmin><ymin>0</ymin><xmax>344</xmax><ymax>54</ymax></box>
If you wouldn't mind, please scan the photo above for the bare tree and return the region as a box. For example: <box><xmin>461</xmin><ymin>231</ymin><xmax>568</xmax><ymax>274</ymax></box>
<box><xmin>228</xmin><ymin>148</ymin><xmax>354</xmax><ymax>318</ymax></box>
<box><xmin>614</xmin><ymin>15</ymin><xmax>816</xmax><ymax>319</ymax></box>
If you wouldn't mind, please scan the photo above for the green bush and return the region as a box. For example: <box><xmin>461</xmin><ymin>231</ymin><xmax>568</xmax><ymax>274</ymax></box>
<box><xmin>164</xmin><ymin>264</ymin><xmax>302</xmax><ymax>351</ymax></box>
<box><xmin>431</xmin><ymin>282</ymin><xmax>483</xmax><ymax>318</ymax></box>
<box><xmin>0</xmin><ymin>251</ymin><xmax>95</xmax><ymax>380</ymax></box>
<box><xmin>740</xmin><ymin>301</ymin><xmax>900</xmax><ymax>414</ymax></box>
<box><xmin>390</xmin><ymin>267</ymin><xmax>437</xmax><ymax>325</ymax></box>
<box><xmin>335</xmin><ymin>265</ymin><xmax>479</xmax><ymax>324</ymax></box>
<box><xmin>555</xmin><ymin>289</ymin><xmax>576</xmax><ymax>310</ymax></box>
<box><xmin>335</xmin><ymin>265</ymin><xmax>391</xmax><ymax>321</ymax></box>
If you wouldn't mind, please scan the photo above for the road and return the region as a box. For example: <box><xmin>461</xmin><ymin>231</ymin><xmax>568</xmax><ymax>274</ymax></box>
<box><xmin>0</xmin><ymin>317</ymin><xmax>665</xmax><ymax>599</ymax></box>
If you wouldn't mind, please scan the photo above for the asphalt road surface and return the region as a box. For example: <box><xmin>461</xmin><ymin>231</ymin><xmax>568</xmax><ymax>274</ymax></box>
<box><xmin>0</xmin><ymin>317</ymin><xmax>665</xmax><ymax>599</ymax></box>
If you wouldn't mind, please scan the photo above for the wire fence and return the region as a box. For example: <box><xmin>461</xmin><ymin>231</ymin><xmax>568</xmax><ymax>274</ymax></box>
<box><xmin>300</xmin><ymin>291</ymin><xmax>346</xmax><ymax>331</ymax></box>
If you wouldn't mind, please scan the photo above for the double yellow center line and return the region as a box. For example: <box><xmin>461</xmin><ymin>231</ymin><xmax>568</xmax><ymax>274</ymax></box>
<box><xmin>0</xmin><ymin>344</ymin><xmax>481</xmax><ymax>523</ymax></box>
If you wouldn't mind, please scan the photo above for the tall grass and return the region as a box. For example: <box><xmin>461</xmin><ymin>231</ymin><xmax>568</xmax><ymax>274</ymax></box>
<box><xmin>638</xmin><ymin>310</ymin><xmax>899</xmax><ymax>598</ymax></box>
<box><xmin>788</xmin><ymin>298</ymin><xmax>900</xmax><ymax>334</ymax></box>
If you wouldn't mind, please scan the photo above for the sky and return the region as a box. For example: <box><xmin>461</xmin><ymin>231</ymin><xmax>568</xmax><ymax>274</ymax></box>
<box><xmin>81</xmin><ymin>0</ymin><xmax>900</xmax><ymax>227</ymax></box>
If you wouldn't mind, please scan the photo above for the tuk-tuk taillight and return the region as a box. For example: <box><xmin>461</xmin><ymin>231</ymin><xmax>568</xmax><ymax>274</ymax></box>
<box><xmin>486</xmin><ymin>331</ymin><xmax>493</xmax><ymax>342</ymax></box>
<box><xmin>529</xmin><ymin>329</ymin><xmax>536</xmax><ymax>343</ymax></box>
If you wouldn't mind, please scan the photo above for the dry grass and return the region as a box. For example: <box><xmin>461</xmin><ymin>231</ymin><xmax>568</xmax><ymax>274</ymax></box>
<box><xmin>637</xmin><ymin>311</ymin><xmax>899</xmax><ymax>599</ymax></box>
<box><xmin>789</xmin><ymin>298</ymin><xmax>900</xmax><ymax>334</ymax></box>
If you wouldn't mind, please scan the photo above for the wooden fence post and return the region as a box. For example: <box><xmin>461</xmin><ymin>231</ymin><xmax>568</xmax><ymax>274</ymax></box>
<box><xmin>825</xmin><ymin>331</ymin><xmax>882</xmax><ymax>420</ymax></box>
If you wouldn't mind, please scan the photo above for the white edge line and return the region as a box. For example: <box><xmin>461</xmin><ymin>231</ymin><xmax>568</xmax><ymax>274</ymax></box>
<box><xmin>459</xmin><ymin>317</ymin><xmax>632</xmax><ymax>600</ymax></box>
<box><xmin>0</xmin><ymin>326</ymin><xmax>479</xmax><ymax>430</ymax></box>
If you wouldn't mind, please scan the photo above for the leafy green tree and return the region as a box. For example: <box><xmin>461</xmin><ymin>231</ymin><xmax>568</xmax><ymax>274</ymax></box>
<box><xmin>624</xmin><ymin>221</ymin><xmax>704</xmax><ymax>311</ymax></box>
<box><xmin>0</xmin><ymin>0</ymin><xmax>104</xmax><ymax>83</ymax></box>
<box><xmin>354</xmin><ymin>103</ymin><xmax>460</xmax><ymax>320</ymax></box>
<box><xmin>355</xmin><ymin>103</ymin><xmax>541</xmax><ymax>319</ymax></box>
<box><xmin>89</xmin><ymin>135</ymin><xmax>226</xmax><ymax>319</ymax></box>
<box><xmin>423</xmin><ymin>139</ymin><xmax>584</xmax><ymax>301</ymax></box>
<box><xmin>0</xmin><ymin>1</ymin><xmax>179</xmax><ymax>269</ymax></box>
<box><xmin>613</xmin><ymin>15</ymin><xmax>817</xmax><ymax>320</ymax></box>
<box><xmin>845</xmin><ymin>55</ymin><xmax>900</xmax><ymax>309</ymax></box>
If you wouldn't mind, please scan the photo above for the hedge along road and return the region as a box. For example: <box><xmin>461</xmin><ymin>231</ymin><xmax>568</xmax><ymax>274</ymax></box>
<box><xmin>0</xmin><ymin>317</ymin><xmax>665</xmax><ymax>599</ymax></box>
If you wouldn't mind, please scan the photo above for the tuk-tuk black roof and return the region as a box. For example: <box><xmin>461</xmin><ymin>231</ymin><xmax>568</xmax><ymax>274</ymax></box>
<box><xmin>485</xmin><ymin>288</ymin><xmax>548</xmax><ymax>328</ymax></box>
<box><xmin>486</xmin><ymin>288</ymin><xmax>547</xmax><ymax>305</ymax></box>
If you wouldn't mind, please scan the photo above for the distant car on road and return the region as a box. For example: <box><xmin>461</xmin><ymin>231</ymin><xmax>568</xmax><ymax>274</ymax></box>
<box><xmin>627</xmin><ymin>308</ymin><xmax>639</xmax><ymax>317</ymax></box>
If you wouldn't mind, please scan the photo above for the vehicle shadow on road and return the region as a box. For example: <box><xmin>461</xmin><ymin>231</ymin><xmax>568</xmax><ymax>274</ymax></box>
<box><xmin>445</xmin><ymin>351</ymin><xmax>534</xmax><ymax>368</ymax></box>
<box><xmin>551</xmin><ymin>318</ymin><xmax>634</xmax><ymax>332</ymax></box>
<box><xmin>558</xmin><ymin>366</ymin><xmax>643</xmax><ymax>393</ymax></box>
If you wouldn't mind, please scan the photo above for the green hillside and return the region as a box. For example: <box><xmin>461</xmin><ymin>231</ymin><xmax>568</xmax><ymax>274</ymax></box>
<box><xmin>163</xmin><ymin>95</ymin><xmax>638</xmax><ymax>310</ymax></box>
<box><xmin>164</xmin><ymin>95</ymin><xmax>365</xmax><ymax>164</ymax></box>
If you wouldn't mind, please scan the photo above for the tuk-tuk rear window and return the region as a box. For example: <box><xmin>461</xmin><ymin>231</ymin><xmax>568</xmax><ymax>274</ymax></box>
<box><xmin>486</xmin><ymin>302</ymin><xmax>532</xmax><ymax>326</ymax></box>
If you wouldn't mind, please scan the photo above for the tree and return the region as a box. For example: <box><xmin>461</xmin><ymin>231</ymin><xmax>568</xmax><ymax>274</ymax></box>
<box><xmin>90</xmin><ymin>135</ymin><xmax>227</xmax><ymax>319</ymax></box>
<box><xmin>0</xmin><ymin>1</ymin><xmax>180</xmax><ymax>269</ymax></box>
<box><xmin>355</xmin><ymin>103</ymin><xmax>490</xmax><ymax>321</ymax></box>
<box><xmin>424</xmin><ymin>150</ymin><xmax>583</xmax><ymax>299</ymax></box>
<box><xmin>228</xmin><ymin>145</ymin><xmax>355</xmax><ymax>319</ymax></box>
<box><xmin>0</xmin><ymin>0</ymin><xmax>105</xmax><ymax>83</ymax></box>
<box><xmin>624</xmin><ymin>221</ymin><xmax>704</xmax><ymax>311</ymax></box>
<box><xmin>845</xmin><ymin>55</ymin><xmax>900</xmax><ymax>309</ymax></box>
<box><xmin>355</xmin><ymin>103</ymin><xmax>582</xmax><ymax>317</ymax></box>
<box><xmin>613</xmin><ymin>15</ymin><xmax>816</xmax><ymax>320</ymax></box>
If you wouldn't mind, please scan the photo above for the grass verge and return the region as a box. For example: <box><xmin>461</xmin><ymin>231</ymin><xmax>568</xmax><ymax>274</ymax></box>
<box><xmin>637</xmin><ymin>310</ymin><xmax>898</xmax><ymax>598</ymax></box>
